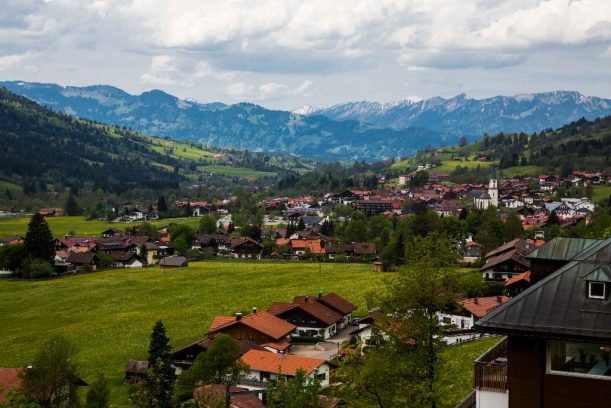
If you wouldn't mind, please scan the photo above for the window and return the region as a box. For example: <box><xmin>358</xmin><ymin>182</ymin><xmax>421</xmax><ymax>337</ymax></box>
<box><xmin>588</xmin><ymin>281</ymin><xmax>606</xmax><ymax>299</ymax></box>
<box><xmin>548</xmin><ymin>340</ymin><xmax>611</xmax><ymax>379</ymax></box>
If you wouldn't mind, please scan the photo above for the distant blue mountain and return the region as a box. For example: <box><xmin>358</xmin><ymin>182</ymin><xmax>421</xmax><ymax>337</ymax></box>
<box><xmin>295</xmin><ymin>91</ymin><xmax>611</xmax><ymax>136</ymax></box>
<box><xmin>1</xmin><ymin>81</ymin><xmax>446</xmax><ymax>162</ymax></box>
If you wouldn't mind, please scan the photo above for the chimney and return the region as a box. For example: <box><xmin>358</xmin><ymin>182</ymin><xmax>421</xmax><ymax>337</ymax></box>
<box><xmin>279</xmin><ymin>351</ymin><xmax>284</xmax><ymax>360</ymax></box>
<box><xmin>318</xmin><ymin>291</ymin><xmax>322</xmax><ymax>299</ymax></box>
<box><xmin>305</xmin><ymin>295</ymin><xmax>309</xmax><ymax>302</ymax></box>
<box><xmin>235</xmin><ymin>312</ymin><xmax>243</xmax><ymax>321</ymax></box>
<box><xmin>474</xmin><ymin>298</ymin><xmax>479</xmax><ymax>304</ymax></box>
<box><xmin>253</xmin><ymin>307</ymin><xmax>257</xmax><ymax>314</ymax></box>
<box><xmin>497</xmin><ymin>296</ymin><xmax>503</xmax><ymax>303</ymax></box>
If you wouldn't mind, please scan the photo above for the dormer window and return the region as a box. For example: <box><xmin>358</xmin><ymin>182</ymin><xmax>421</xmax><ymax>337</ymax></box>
<box><xmin>588</xmin><ymin>281</ymin><xmax>606</xmax><ymax>300</ymax></box>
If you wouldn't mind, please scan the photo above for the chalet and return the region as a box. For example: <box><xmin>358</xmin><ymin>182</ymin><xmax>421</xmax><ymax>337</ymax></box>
<box><xmin>207</xmin><ymin>310</ymin><xmax>296</xmax><ymax>353</ymax></box>
<box><xmin>504</xmin><ymin>271</ymin><xmax>531</xmax><ymax>297</ymax></box>
<box><xmin>325</xmin><ymin>243</ymin><xmax>354</xmax><ymax>259</ymax></box>
<box><xmin>289</xmin><ymin>239</ymin><xmax>325</xmax><ymax>257</ymax></box>
<box><xmin>172</xmin><ymin>337</ymin><xmax>265</xmax><ymax>374</ymax></box>
<box><xmin>229</xmin><ymin>237</ymin><xmax>264</xmax><ymax>259</ymax></box>
<box><xmin>159</xmin><ymin>255</ymin><xmax>188</xmax><ymax>268</ymax></box>
<box><xmin>39</xmin><ymin>208</ymin><xmax>64</xmax><ymax>217</ymax></box>
<box><xmin>194</xmin><ymin>384</ymin><xmax>265</xmax><ymax>408</ymax></box>
<box><xmin>480</xmin><ymin>239</ymin><xmax>536</xmax><ymax>282</ymax></box>
<box><xmin>463</xmin><ymin>241</ymin><xmax>483</xmax><ymax>264</ymax></box>
<box><xmin>314</xmin><ymin>292</ymin><xmax>358</xmax><ymax>328</ymax></box>
<box><xmin>239</xmin><ymin>350</ymin><xmax>330</xmax><ymax>390</ymax></box>
<box><xmin>100</xmin><ymin>228</ymin><xmax>122</xmax><ymax>238</ymax></box>
<box><xmin>464</xmin><ymin>237</ymin><xmax>611</xmax><ymax>408</ymax></box>
<box><xmin>326</xmin><ymin>190</ymin><xmax>364</xmax><ymax>205</ymax></box>
<box><xmin>268</xmin><ymin>296</ymin><xmax>344</xmax><ymax>339</ymax></box>
<box><xmin>0</xmin><ymin>235</ymin><xmax>23</xmax><ymax>246</ymax></box>
<box><xmin>544</xmin><ymin>201</ymin><xmax>575</xmax><ymax>219</ymax></box>
<box><xmin>110</xmin><ymin>252</ymin><xmax>143</xmax><ymax>268</ymax></box>
<box><xmin>428</xmin><ymin>172</ymin><xmax>450</xmax><ymax>183</ymax></box>
<box><xmin>353</xmin><ymin>242</ymin><xmax>376</xmax><ymax>259</ymax></box>
<box><xmin>124</xmin><ymin>360</ymin><xmax>148</xmax><ymax>383</ymax></box>
<box><xmin>65</xmin><ymin>252</ymin><xmax>99</xmax><ymax>271</ymax></box>
<box><xmin>435</xmin><ymin>199</ymin><xmax>464</xmax><ymax>217</ymax></box>
<box><xmin>355</xmin><ymin>200</ymin><xmax>394</xmax><ymax>216</ymax></box>
<box><xmin>193</xmin><ymin>233</ymin><xmax>230</xmax><ymax>252</ymax></box>
<box><xmin>398</xmin><ymin>174</ymin><xmax>411</xmax><ymax>185</ymax></box>
<box><xmin>191</xmin><ymin>205</ymin><xmax>212</xmax><ymax>217</ymax></box>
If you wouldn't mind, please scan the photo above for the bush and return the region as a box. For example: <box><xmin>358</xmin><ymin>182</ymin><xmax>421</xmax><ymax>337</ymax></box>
<box><xmin>22</xmin><ymin>258</ymin><xmax>53</xmax><ymax>278</ymax></box>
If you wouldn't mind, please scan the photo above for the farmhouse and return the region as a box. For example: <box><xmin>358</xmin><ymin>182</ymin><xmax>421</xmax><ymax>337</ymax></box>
<box><xmin>238</xmin><ymin>349</ymin><xmax>330</xmax><ymax>390</ymax></box>
<box><xmin>480</xmin><ymin>239</ymin><xmax>536</xmax><ymax>282</ymax></box>
<box><xmin>268</xmin><ymin>295</ymin><xmax>344</xmax><ymax>339</ymax></box>
<box><xmin>229</xmin><ymin>237</ymin><xmax>264</xmax><ymax>259</ymax></box>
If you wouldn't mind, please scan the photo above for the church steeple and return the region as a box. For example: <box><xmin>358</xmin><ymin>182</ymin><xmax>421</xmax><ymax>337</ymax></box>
<box><xmin>488</xmin><ymin>166</ymin><xmax>498</xmax><ymax>207</ymax></box>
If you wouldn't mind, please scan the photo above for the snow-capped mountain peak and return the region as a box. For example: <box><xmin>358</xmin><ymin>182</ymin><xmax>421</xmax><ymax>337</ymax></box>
<box><xmin>292</xmin><ymin>104</ymin><xmax>321</xmax><ymax>115</ymax></box>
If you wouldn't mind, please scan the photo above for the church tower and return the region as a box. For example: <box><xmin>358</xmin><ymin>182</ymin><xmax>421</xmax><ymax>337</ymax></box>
<box><xmin>488</xmin><ymin>167</ymin><xmax>499</xmax><ymax>207</ymax></box>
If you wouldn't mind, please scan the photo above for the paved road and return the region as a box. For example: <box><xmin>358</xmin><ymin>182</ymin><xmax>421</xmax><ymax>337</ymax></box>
<box><xmin>289</xmin><ymin>325</ymin><xmax>355</xmax><ymax>360</ymax></box>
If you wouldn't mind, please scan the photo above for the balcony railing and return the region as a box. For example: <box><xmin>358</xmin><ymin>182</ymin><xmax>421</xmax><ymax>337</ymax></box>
<box><xmin>454</xmin><ymin>390</ymin><xmax>476</xmax><ymax>408</ymax></box>
<box><xmin>474</xmin><ymin>337</ymin><xmax>508</xmax><ymax>393</ymax></box>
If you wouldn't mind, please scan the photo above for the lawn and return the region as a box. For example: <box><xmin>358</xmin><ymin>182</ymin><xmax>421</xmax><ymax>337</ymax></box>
<box><xmin>592</xmin><ymin>184</ymin><xmax>611</xmax><ymax>204</ymax></box>
<box><xmin>0</xmin><ymin>216</ymin><xmax>201</xmax><ymax>238</ymax></box>
<box><xmin>198</xmin><ymin>165</ymin><xmax>277</xmax><ymax>179</ymax></box>
<box><xmin>437</xmin><ymin>336</ymin><xmax>501</xmax><ymax>407</ymax></box>
<box><xmin>0</xmin><ymin>261</ymin><xmax>385</xmax><ymax>406</ymax></box>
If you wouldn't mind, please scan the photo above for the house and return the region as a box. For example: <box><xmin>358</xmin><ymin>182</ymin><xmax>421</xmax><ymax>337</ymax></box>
<box><xmin>207</xmin><ymin>310</ymin><xmax>296</xmax><ymax>353</ymax></box>
<box><xmin>314</xmin><ymin>292</ymin><xmax>358</xmax><ymax>328</ymax></box>
<box><xmin>325</xmin><ymin>243</ymin><xmax>376</xmax><ymax>260</ymax></box>
<box><xmin>0</xmin><ymin>235</ymin><xmax>23</xmax><ymax>246</ymax></box>
<box><xmin>39</xmin><ymin>208</ymin><xmax>64</xmax><ymax>217</ymax></box>
<box><xmin>65</xmin><ymin>252</ymin><xmax>99</xmax><ymax>271</ymax></box>
<box><xmin>504</xmin><ymin>271</ymin><xmax>531</xmax><ymax>297</ymax></box>
<box><xmin>461</xmin><ymin>237</ymin><xmax>611</xmax><ymax>408</ymax></box>
<box><xmin>472</xmin><ymin>169</ymin><xmax>499</xmax><ymax>210</ymax></box>
<box><xmin>172</xmin><ymin>337</ymin><xmax>264</xmax><ymax>374</ymax></box>
<box><xmin>289</xmin><ymin>239</ymin><xmax>325</xmax><ymax>257</ymax></box>
<box><xmin>193</xmin><ymin>384</ymin><xmax>265</xmax><ymax>408</ymax></box>
<box><xmin>326</xmin><ymin>190</ymin><xmax>365</xmax><ymax>205</ymax></box>
<box><xmin>268</xmin><ymin>296</ymin><xmax>344</xmax><ymax>339</ymax></box>
<box><xmin>463</xmin><ymin>241</ymin><xmax>483</xmax><ymax>263</ymax></box>
<box><xmin>238</xmin><ymin>349</ymin><xmax>330</xmax><ymax>390</ymax></box>
<box><xmin>124</xmin><ymin>360</ymin><xmax>148</xmax><ymax>383</ymax></box>
<box><xmin>398</xmin><ymin>175</ymin><xmax>411</xmax><ymax>186</ymax></box>
<box><xmin>159</xmin><ymin>255</ymin><xmax>188</xmax><ymax>268</ymax></box>
<box><xmin>229</xmin><ymin>237</ymin><xmax>264</xmax><ymax>259</ymax></box>
<box><xmin>480</xmin><ymin>239</ymin><xmax>536</xmax><ymax>282</ymax></box>
<box><xmin>192</xmin><ymin>233</ymin><xmax>230</xmax><ymax>252</ymax></box>
<box><xmin>355</xmin><ymin>200</ymin><xmax>394</xmax><ymax>216</ymax></box>
<box><xmin>435</xmin><ymin>199</ymin><xmax>464</xmax><ymax>217</ymax></box>
<box><xmin>437</xmin><ymin>296</ymin><xmax>509</xmax><ymax>344</ymax></box>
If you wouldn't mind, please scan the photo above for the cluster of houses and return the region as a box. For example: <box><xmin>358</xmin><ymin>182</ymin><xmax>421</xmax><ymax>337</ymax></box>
<box><xmin>125</xmin><ymin>292</ymin><xmax>358</xmax><ymax>406</ymax></box>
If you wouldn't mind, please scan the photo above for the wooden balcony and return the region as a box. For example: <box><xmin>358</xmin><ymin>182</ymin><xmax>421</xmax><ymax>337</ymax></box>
<box><xmin>474</xmin><ymin>337</ymin><xmax>508</xmax><ymax>393</ymax></box>
<box><xmin>454</xmin><ymin>390</ymin><xmax>476</xmax><ymax>408</ymax></box>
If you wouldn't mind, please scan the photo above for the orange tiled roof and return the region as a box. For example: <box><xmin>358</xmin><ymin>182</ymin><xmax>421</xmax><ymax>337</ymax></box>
<box><xmin>261</xmin><ymin>338</ymin><xmax>291</xmax><ymax>352</ymax></box>
<box><xmin>290</xmin><ymin>239</ymin><xmax>325</xmax><ymax>254</ymax></box>
<box><xmin>240</xmin><ymin>349</ymin><xmax>325</xmax><ymax>376</ymax></box>
<box><xmin>505</xmin><ymin>271</ymin><xmax>531</xmax><ymax>286</ymax></box>
<box><xmin>460</xmin><ymin>296</ymin><xmax>510</xmax><ymax>319</ymax></box>
<box><xmin>209</xmin><ymin>311</ymin><xmax>296</xmax><ymax>340</ymax></box>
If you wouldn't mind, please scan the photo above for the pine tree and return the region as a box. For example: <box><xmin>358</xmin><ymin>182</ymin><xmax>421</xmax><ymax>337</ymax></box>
<box><xmin>146</xmin><ymin>321</ymin><xmax>175</xmax><ymax>407</ymax></box>
<box><xmin>157</xmin><ymin>195</ymin><xmax>168</xmax><ymax>213</ymax></box>
<box><xmin>297</xmin><ymin>217</ymin><xmax>306</xmax><ymax>231</ymax></box>
<box><xmin>65</xmin><ymin>193</ymin><xmax>81</xmax><ymax>216</ymax></box>
<box><xmin>140</xmin><ymin>244</ymin><xmax>148</xmax><ymax>266</ymax></box>
<box><xmin>24</xmin><ymin>213</ymin><xmax>55</xmax><ymax>262</ymax></box>
<box><xmin>86</xmin><ymin>373</ymin><xmax>110</xmax><ymax>408</ymax></box>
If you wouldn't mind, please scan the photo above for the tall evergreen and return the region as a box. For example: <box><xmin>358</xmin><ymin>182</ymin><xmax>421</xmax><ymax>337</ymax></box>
<box><xmin>24</xmin><ymin>213</ymin><xmax>55</xmax><ymax>262</ymax></box>
<box><xmin>157</xmin><ymin>195</ymin><xmax>168</xmax><ymax>213</ymax></box>
<box><xmin>146</xmin><ymin>321</ymin><xmax>175</xmax><ymax>407</ymax></box>
<box><xmin>65</xmin><ymin>193</ymin><xmax>80</xmax><ymax>216</ymax></box>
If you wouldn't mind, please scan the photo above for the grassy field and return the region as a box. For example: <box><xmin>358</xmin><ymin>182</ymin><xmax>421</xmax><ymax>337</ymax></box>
<box><xmin>0</xmin><ymin>261</ymin><xmax>385</xmax><ymax>406</ymax></box>
<box><xmin>198</xmin><ymin>165</ymin><xmax>277</xmax><ymax>179</ymax></box>
<box><xmin>438</xmin><ymin>336</ymin><xmax>501</xmax><ymax>407</ymax></box>
<box><xmin>592</xmin><ymin>184</ymin><xmax>611</xmax><ymax>204</ymax></box>
<box><xmin>0</xmin><ymin>216</ymin><xmax>201</xmax><ymax>238</ymax></box>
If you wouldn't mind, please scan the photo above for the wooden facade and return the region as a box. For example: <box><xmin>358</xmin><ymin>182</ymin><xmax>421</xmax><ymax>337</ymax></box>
<box><xmin>507</xmin><ymin>336</ymin><xmax>611</xmax><ymax>407</ymax></box>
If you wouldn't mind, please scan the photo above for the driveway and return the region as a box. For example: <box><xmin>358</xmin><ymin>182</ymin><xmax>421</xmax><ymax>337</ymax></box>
<box><xmin>290</xmin><ymin>342</ymin><xmax>341</xmax><ymax>360</ymax></box>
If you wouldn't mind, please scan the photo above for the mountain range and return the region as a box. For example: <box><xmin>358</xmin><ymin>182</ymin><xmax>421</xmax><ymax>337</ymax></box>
<box><xmin>294</xmin><ymin>91</ymin><xmax>611</xmax><ymax>136</ymax></box>
<box><xmin>3</xmin><ymin>81</ymin><xmax>611</xmax><ymax>162</ymax></box>
<box><xmin>0</xmin><ymin>81</ymin><xmax>445</xmax><ymax>162</ymax></box>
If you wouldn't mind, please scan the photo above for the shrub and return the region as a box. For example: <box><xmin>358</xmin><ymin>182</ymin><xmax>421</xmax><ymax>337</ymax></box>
<box><xmin>22</xmin><ymin>258</ymin><xmax>53</xmax><ymax>279</ymax></box>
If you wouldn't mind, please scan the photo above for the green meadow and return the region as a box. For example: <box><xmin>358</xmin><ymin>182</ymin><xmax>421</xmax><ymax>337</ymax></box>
<box><xmin>0</xmin><ymin>216</ymin><xmax>201</xmax><ymax>238</ymax></box>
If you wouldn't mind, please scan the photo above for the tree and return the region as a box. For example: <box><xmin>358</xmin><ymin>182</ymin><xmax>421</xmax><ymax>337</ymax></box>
<box><xmin>20</xmin><ymin>336</ymin><xmax>79</xmax><ymax>408</ymax></box>
<box><xmin>186</xmin><ymin>334</ymin><xmax>242</xmax><ymax>384</ymax></box>
<box><xmin>345</xmin><ymin>211</ymin><xmax>368</xmax><ymax>242</ymax></box>
<box><xmin>548</xmin><ymin>210</ymin><xmax>560</xmax><ymax>226</ymax></box>
<box><xmin>140</xmin><ymin>244</ymin><xmax>148</xmax><ymax>266</ymax></box>
<box><xmin>65</xmin><ymin>193</ymin><xmax>80</xmax><ymax>216</ymax></box>
<box><xmin>505</xmin><ymin>212</ymin><xmax>523</xmax><ymax>240</ymax></box>
<box><xmin>21</xmin><ymin>258</ymin><xmax>53</xmax><ymax>279</ymax></box>
<box><xmin>0</xmin><ymin>243</ymin><xmax>25</xmax><ymax>272</ymax></box>
<box><xmin>458</xmin><ymin>136</ymin><xmax>468</xmax><ymax>147</ymax></box>
<box><xmin>157</xmin><ymin>195</ymin><xmax>168</xmax><ymax>213</ymax></box>
<box><xmin>297</xmin><ymin>217</ymin><xmax>306</xmax><ymax>231</ymax></box>
<box><xmin>24</xmin><ymin>213</ymin><xmax>54</xmax><ymax>262</ymax></box>
<box><xmin>144</xmin><ymin>321</ymin><xmax>175</xmax><ymax>408</ymax></box>
<box><xmin>86</xmin><ymin>373</ymin><xmax>110</xmax><ymax>408</ymax></box>
<box><xmin>199</xmin><ymin>215</ymin><xmax>217</xmax><ymax>234</ymax></box>
<box><xmin>268</xmin><ymin>369</ymin><xmax>322</xmax><ymax>408</ymax></box>
<box><xmin>0</xmin><ymin>389</ymin><xmax>42</xmax><ymax>408</ymax></box>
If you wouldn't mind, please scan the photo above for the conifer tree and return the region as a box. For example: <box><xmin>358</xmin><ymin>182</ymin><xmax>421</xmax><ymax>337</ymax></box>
<box><xmin>24</xmin><ymin>213</ymin><xmax>54</xmax><ymax>262</ymax></box>
<box><xmin>146</xmin><ymin>321</ymin><xmax>175</xmax><ymax>407</ymax></box>
<box><xmin>65</xmin><ymin>193</ymin><xmax>80</xmax><ymax>216</ymax></box>
<box><xmin>157</xmin><ymin>195</ymin><xmax>168</xmax><ymax>213</ymax></box>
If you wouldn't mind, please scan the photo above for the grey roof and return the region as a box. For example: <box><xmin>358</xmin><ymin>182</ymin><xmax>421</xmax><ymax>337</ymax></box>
<box><xmin>159</xmin><ymin>255</ymin><xmax>188</xmax><ymax>267</ymax></box>
<box><xmin>475</xmin><ymin>238</ymin><xmax>611</xmax><ymax>342</ymax></box>
<box><xmin>526</xmin><ymin>237</ymin><xmax>600</xmax><ymax>261</ymax></box>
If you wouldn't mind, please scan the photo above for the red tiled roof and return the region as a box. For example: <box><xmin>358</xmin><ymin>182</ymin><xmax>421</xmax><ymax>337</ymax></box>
<box><xmin>459</xmin><ymin>296</ymin><xmax>510</xmax><ymax>319</ymax></box>
<box><xmin>268</xmin><ymin>302</ymin><xmax>299</xmax><ymax>315</ymax></box>
<box><xmin>318</xmin><ymin>293</ymin><xmax>357</xmax><ymax>315</ymax></box>
<box><xmin>194</xmin><ymin>385</ymin><xmax>264</xmax><ymax>408</ymax></box>
<box><xmin>505</xmin><ymin>271</ymin><xmax>531</xmax><ymax>286</ymax></box>
<box><xmin>0</xmin><ymin>368</ymin><xmax>22</xmax><ymax>402</ymax></box>
<box><xmin>240</xmin><ymin>350</ymin><xmax>325</xmax><ymax>376</ymax></box>
<box><xmin>292</xmin><ymin>299</ymin><xmax>344</xmax><ymax>326</ymax></box>
<box><xmin>209</xmin><ymin>311</ymin><xmax>296</xmax><ymax>340</ymax></box>
<box><xmin>262</xmin><ymin>338</ymin><xmax>291</xmax><ymax>352</ymax></box>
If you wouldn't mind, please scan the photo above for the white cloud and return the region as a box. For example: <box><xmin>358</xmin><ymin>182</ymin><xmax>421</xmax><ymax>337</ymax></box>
<box><xmin>0</xmin><ymin>51</ymin><xmax>35</xmax><ymax>71</ymax></box>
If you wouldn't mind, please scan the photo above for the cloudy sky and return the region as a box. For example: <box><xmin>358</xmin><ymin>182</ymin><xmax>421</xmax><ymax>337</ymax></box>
<box><xmin>1</xmin><ymin>0</ymin><xmax>611</xmax><ymax>109</ymax></box>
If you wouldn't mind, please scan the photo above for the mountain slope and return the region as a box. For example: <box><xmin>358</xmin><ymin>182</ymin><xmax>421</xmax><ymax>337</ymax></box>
<box><xmin>1</xmin><ymin>81</ymin><xmax>447</xmax><ymax>162</ymax></box>
<box><xmin>309</xmin><ymin>92</ymin><xmax>611</xmax><ymax>136</ymax></box>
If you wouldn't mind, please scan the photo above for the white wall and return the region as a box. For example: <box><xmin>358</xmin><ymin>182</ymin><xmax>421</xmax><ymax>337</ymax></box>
<box><xmin>476</xmin><ymin>389</ymin><xmax>508</xmax><ymax>408</ymax></box>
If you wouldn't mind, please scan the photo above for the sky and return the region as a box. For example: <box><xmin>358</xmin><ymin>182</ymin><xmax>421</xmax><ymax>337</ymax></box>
<box><xmin>1</xmin><ymin>0</ymin><xmax>611</xmax><ymax>110</ymax></box>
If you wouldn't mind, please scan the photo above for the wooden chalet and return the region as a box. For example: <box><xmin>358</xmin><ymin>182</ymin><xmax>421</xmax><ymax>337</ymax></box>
<box><xmin>229</xmin><ymin>237</ymin><xmax>264</xmax><ymax>259</ymax></box>
<box><xmin>480</xmin><ymin>239</ymin><xmax>536</xmax><ymax>283</ymax></box>
<box><xmin>464</xmin><ymin>237</ymin><xmax>611</xmax><ymax>408</ymax></box>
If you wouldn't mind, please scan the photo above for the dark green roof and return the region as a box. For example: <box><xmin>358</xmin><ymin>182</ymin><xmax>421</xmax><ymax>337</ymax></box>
<box><xmin>475</xmin><ymin>238</ymin><xmax>611</xmax><ymax>342</ymax></box>
<box><xmin>583</xmin><ymin>264</ymin><xmax>611</xmax><ymax>283</ymax></box>
<box><xmin>525</xmin><ymin>237</ymin><xmax>600</xmax><ymax>261</ymax></box>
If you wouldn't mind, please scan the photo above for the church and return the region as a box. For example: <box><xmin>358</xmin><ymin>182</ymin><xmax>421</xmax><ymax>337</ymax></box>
<box><xmin>473</xmin><ymin>168</ymin><xmax>499</xmax><ymax>210</ymax></box>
